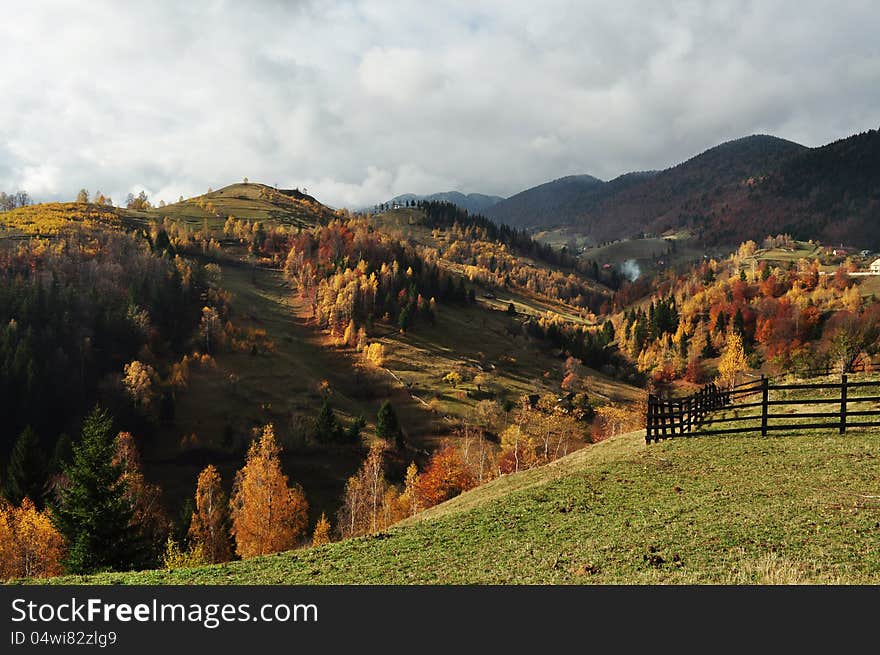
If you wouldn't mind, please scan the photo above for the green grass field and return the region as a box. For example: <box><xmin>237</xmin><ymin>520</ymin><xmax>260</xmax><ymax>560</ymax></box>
<box><xmin>48</xmin><ymin>424</ymin><xmax>880</xmax><ymax>585</ymax></box>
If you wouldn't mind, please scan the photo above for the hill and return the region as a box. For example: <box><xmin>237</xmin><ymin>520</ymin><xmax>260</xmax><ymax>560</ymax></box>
<box><xmin>378</xmin><ymin>191</ymin><xmax>504</xmax><ymax>214</ymax></box>
<box><xmin>485</xmin><ymin>174</ymin><xmax>612</xmax><ymax>232</ymax></box>
<box><xmin>488</xmin><ymin>135</ymin><xmax>807</xmax><ymax>240</ymax></box>
<box><xmin>49</xmin><ymin>426</ymin><xmax>880</xmax><ymax>584</ymax></box>
<box><xmin>708</xmin><ymin>128</ymin><xmax>880</xmax><ymax>248</ymax></box>
<box><xmin>481</xmin><ymin>130</ymin><xmax>880</xmax><ymax>251</ymax></box>
<box><xmin>0</xmin><ymin>182</ymin><xmax>640</xmax><ymax>539</ymax></box>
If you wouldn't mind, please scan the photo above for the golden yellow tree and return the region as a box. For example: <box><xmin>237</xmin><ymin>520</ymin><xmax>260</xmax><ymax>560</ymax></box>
<box><xmin>0</xmin><ymin>498</ymin><xmax>66</xmax><ymax>580</ymax></box>
<box><xmin>311</xmin><ymin>513</ymin><xmax>331</xmax><ymax>547</ymax></box>
<box><xmin>229</xmin><ymin>425</ymin><xmax>309</xmax><ymax>558</ymax></box>
<box><xmin>188</xmin><ymin>464</ymin><xmax>232</xmax><ymax>563</ymax></box>
<box><xmin>717</xmin><ymin>331</ymin><xmax>749</xmax><ymax>388</ymax></box>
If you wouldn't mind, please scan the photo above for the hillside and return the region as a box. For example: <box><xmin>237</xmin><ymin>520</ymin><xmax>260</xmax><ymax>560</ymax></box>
<box><xmin>0</xmin><ymin>183</ymin><xmax>640</xmax><ymax>541</ymax></box>
<box><xmin>487</xmin><ymin>136</ymin><xmax>805</xmax><ymax>237</ymax></box>
<box><xmin>50</xmin><ymin>426</ymin><xmax>880</xmax><ymax>584</ymax></box>
<box><xmin>485</xmin><ymin>173</ymin><xmax>612</xmax><ymax>232</ymax></box>
<box><xmin>714</xmin><ymin>128</ymin><xmax>880</xmax><ymax>248</ymax></box>
<box><xmin>484</xmin><ymin>130</ymin><xmax>880</xmax><ymax>250</ymax></box>
<box><xmin>379</xmin><ymin>191</ymin><xmax>505</xmax><ymax>214</ymax></box>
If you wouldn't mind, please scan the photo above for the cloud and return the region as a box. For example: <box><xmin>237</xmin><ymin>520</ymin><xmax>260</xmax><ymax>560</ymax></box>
<box><xmin>0</xmin><ymin>0</ymin><xmax>877</xmax><ymax>208</ymax></box>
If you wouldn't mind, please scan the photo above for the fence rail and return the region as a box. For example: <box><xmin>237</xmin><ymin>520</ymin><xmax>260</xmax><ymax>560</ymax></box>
<box><xmin>646</xmin><ymin>374</ymin><xmax>880</xmax><ymax>444</ymax></box>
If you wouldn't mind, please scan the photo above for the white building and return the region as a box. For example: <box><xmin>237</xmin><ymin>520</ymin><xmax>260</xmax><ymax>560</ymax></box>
<box><xmin>871</xmin><ymin>258</ymin><xmax>880</xmax><ymax>274</ymax></box>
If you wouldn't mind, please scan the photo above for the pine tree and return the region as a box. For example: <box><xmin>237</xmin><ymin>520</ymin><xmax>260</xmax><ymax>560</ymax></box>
<box><xmin>314</xmin><ymin>400</ymin><xmax>339</xmax><ymax>443</ymax></box>
<box><xmin>4</xmin><ymin>426</ymin><xmax>45</xmax><ymax>506</ymax></box>
<box><xmin>733</xmin><ymin>308</ymin><xmax>745</xmax><ymax>338</ymax></box>
<box><xmin>376</xmin><ymin>401</ymin><xmax>404</xmax><ymax>449</ymax></box>
<box><xmin>50</xmin><ymin>407</ymin><xmax>141</xmax><ymax>574</ymax></box>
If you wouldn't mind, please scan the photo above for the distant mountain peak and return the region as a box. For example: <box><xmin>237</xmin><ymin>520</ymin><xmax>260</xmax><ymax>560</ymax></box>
<box><xmin>375</xmin><ymin>190</ymin><xmax>505</xmax><ymax>214</ymax></box>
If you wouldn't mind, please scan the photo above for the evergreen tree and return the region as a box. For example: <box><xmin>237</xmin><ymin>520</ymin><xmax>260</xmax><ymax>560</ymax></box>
<box><xmin>344</xmin><ymin>416</ymin><xmax>366</xmax><ymax>444</ymax></box>
<box><xmin>50</xmin><ymin>407</ymin><xmax>141</xmax><ymax>574</ymax></box>
<box><xmin>733</xmin><ymin>308</ymin><xmax>745</xmax><ymax>338</ymax></box>
<box><xmin>4</xmin><ymin>426</ymin><xmax>45</xmax><ymax>506</ymax></box>
<box><xmin>314</xmin><ymin>400</ymin><xmax>339</xmax><ymax>443</ymax></box>
<box><xmin>49</xmin><ymin>433</ymin><xmax>73</xmax><ymax>478</ymax></box>
<box><xmin>376</xmin><ymin>401</ymin><xmax>404</xmax><ymax>450</ymax></box>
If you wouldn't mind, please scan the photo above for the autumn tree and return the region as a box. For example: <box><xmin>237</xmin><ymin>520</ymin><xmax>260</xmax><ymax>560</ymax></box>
<box><xmin>51</xmin><ymin>407</ymin><xmax>143</xmax><ymax>574</ymax></box>
<box><xmin>200</xmin><ymin>306</ymin><xmax>224</xmax><ymax>354</ymax></box>
<box><xmin>229</xmin><ymin>425</ymin><xmax>309</xmax><ymax>558</ymax></box>
<box><xmin>337</xmin><ymin>441</ymin><xmax>390</xmax><ymax>537</ymax></box>
<box><xmin>364</xmin><ymin>342</ymin><xmax>385</xmax><ymax>366</ymax></box>
<box><xmin>122</xmin><ymin>360</ymin><xmax>158</xmax><ymax>412</ymax></box>
<box><xmin>717</xmin><ymin>331</ymin><xmax>749</xmax><ymax>388</ymax></box>
<box><xmin>113</xmin><ymin>431</ymin><xmax>169</xmax><ymax>568</ymax></box>
<box><xmin>0</xmin><ymin>498</ymin><xmax>66</xmax><ymax>580</ymax></box>
<box><xmin>413</xmin><ymin>444</ymin><xmax>476</xmax><ymax>508</ymax></box>
<box><xmin>823</xmin><ymin>307</ymin><xmax>880</xmax><ymax>373</ymax></box>
<box><xmin>187</xmin><ymin>464</ymin><xmax>232</xmax><ymax>564</ymax></box>
<box><xmin>455</xmin><ymin>424</ymin><xmax>497</xmax><ymax>484</ymax></box>
<box><xmin>399</xmin><ymin>462</ymin><xmax>421</xmax><ymax>517</ymax></box>
<box><xmin>312</xmin><ymin>513</ymin><xmax>331</xmax><ymax>547</ymax></box>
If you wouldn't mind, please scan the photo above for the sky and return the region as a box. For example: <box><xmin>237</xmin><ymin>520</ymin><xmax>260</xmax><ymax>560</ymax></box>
<box><xmin>1</xmin><ymin>0</ymin><xmax>878</xmax><ymax>209</ymax></box>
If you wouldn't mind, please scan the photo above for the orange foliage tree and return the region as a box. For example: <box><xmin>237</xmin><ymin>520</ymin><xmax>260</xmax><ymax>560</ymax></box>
<box><xmin>229</xmin><ymin>425</ymin><xmax>309</xmax><ymax>558</ymax></box>
<box><xmin>0</xmin><ymin>498</ymin><xmax>65</xmax><ymax>580</ymax></box>
<box><xmin>413</xmin><ymin>444</ymin><xmax>476</xmax><ymax>509</ymax></box>
<box><xmin>113</xmin><ymin>432</ymin><xmax>169</xmax><ymax>564</ymax></box>
<box><xmin>188</xmin><ymin>464</ymin><xmax>232</xmax><ymax>563</ymax></box>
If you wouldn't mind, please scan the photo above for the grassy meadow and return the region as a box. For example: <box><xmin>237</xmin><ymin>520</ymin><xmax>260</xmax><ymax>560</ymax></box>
<box><xmin>48</xmin><ymin>426</ymin><xmax>880</xmax><ymax>585</ymax></box>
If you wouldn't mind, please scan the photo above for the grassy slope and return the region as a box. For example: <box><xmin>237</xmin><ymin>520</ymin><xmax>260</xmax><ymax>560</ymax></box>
<box><xmin>52</xmin><ymin>427</ymin><xmax>880</xmax><ymax>585</ymax></box>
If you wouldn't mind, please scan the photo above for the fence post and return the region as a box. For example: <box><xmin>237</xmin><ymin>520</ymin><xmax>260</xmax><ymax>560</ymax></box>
<box><xmin>840</xmin><ymin>374</ymin><xmax>848</xmax><ymax>435</ymax></box>
<box><xmin>677</xmin><ymin>401</ymin><xmax>683</xmax><ymax>437</ymax></box>
<box><xmin>686</xmin><ymin>396</ymin><xmax>692</xmax><ymax>435</ymax></box>
<box><xmin>646</xmin><ymin>394</ymin><xmax>655</xmax><ymax>444</ymax></box>
<box><xmin>760</xmin><ymin>375</ymin><xmax>768</xmax><ymax>437</ymax></box>
<box><xmin>660</xmin><ymin>400</ymin><xmax>667</xmax><ymax>441</ymax></box>
<box><xmin>697</xmin><ymin>387</ymin><xmax>704</xmax><ymax>428</ymax></box>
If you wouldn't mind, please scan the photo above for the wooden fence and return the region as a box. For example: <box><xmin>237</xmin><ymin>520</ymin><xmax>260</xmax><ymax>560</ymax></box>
<box><xmin>646</xmin><ymin>374</ymin><xmax>880</xmax><ymax>444</ymax></box>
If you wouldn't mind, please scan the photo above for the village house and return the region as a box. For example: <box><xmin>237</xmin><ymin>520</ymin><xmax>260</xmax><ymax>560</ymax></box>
<box><xmin>871</xmin><ymin>258</ymin><xmax>880</xmax><ymax>274</ymax></box>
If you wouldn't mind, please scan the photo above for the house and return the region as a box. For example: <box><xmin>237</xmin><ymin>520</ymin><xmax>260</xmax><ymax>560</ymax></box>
<box><xmin>871</xmin><ymin>258</ymin><xmax>880</xmax><ymax>274</ymax></box>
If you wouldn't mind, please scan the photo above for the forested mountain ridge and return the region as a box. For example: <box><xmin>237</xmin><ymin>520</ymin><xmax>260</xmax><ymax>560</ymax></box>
<box><xmin>487</xmin><ymin>129</ymin><xmax>880</xmax><ymax>249</ymax></box>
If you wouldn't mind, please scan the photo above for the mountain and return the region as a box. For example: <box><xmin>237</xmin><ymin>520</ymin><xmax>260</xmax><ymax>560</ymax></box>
<box><xmin>711</xmin><ymin>128</ymin><xmax>880</xmax><ymax>247</ymax></box>
<box><xmin>487</xmin><ymin>135</ymin><xmax>808</xmax><ymax>241</ymax></box>
<box><xmin>379</xmin><ymin>191</ymin><xmax>504</xmax><ymax>214</ymax></box>
<box><xmin>484</xmin><ymin>174</ymin><xmax>610</xmax><ymax>231</ymax></box>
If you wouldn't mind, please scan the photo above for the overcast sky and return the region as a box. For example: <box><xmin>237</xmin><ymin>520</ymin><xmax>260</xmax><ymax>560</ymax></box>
<box><xmin>1</xmin><ymin>1</ymin><xmax>878</xmax><ymax>208</ymax></box>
